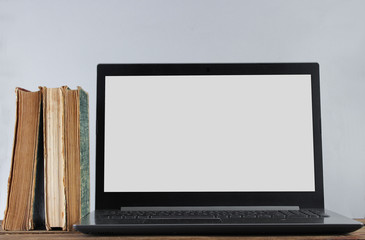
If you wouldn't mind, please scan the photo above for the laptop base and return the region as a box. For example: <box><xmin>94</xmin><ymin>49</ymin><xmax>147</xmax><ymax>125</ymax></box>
<box><xmin>74</xmin><ymin>210</ymin><xmax>362</xmax><ymax>235</ymax></box>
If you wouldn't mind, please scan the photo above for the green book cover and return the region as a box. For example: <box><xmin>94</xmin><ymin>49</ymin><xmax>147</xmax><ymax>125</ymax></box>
<box><xmin>78</xmin><ymin>87</ymin><xmax>90</xmax><ymax>219</ymax></box>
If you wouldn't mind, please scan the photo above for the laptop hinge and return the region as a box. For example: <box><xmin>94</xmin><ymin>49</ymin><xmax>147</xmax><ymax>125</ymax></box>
<box><xmin>120</xmin><ymin>206</ymin><xmax>300</xmax><ymax>211</ymax></box>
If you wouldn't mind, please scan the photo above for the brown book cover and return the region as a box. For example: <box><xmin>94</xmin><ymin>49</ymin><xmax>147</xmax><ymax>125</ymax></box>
<box><xmin>64</xmin><ymin>86</ymin><xmax>90</xmax><ymax>230</ymax></box>
<box><xmin>3</xmin><ymin>88</ymin><xmax>43</xmax><ymax>231</ymax></box>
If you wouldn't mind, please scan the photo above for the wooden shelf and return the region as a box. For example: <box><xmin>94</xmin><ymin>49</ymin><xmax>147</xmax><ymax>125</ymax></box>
<box><xmin>1</xmin><ymin>219</ymin><xmax>365</xmax><ymax>239</ymax></box>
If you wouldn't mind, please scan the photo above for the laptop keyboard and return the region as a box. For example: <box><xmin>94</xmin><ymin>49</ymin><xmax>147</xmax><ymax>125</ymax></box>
<box><xmin>97</xmin><ymin>209</ymin><xmax>329</xmax><ymax>220</ymax></box>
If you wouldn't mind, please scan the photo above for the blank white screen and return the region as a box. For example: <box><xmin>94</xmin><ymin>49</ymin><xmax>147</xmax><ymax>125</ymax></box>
<box><xmin>104</xmin><ymin>75</ymin><xmax>315</xmax><ymax>192</ymax></box>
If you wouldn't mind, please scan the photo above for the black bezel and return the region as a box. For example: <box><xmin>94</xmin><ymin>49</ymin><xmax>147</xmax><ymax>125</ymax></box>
<box><xmin>96</xmin><ymin>63</ymin><xmax>324</xmax><ymax>209</ymax></box>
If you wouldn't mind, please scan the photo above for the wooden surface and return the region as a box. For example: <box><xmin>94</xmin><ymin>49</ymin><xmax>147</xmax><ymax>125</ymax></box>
<box><xmin>0</xmin><ymin>219</ymin><xmax>365</xmax><ymax>240</ymax></box>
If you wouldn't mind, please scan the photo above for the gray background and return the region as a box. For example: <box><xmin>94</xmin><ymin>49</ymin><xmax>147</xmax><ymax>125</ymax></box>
<box><xmin>0</xmin><ymin>0</ymin><xmax>364</xmax><ymax>219</ymax></box>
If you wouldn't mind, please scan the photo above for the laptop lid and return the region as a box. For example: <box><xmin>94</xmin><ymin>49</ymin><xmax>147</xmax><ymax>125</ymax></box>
<box><xmin>95</xmin><ymin>63</ymin><xmax>324</xmax><ymax>210</ymax></box>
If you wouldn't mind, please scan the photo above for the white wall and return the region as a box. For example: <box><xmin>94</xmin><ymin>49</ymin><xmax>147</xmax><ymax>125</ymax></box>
<box><xmin>1</xmin><ymin>0</ymin><xmax>364</xmax><ymax>218</ymax></box>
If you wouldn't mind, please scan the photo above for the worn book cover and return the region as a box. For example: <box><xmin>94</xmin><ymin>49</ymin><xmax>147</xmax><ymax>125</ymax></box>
<box><xmin>41</xmin><ymin>87</ymin><xmax>67</xmax><ymax>230</ymax></box>
<box><xmin>64</xmin><ymin>86</ymin><xmax>90</xmax><ymax>230</ymax></box>
<box><xmin>3</xmin><ymin>88</ymin><xmax>43</xmax><ymax>231</ymax></box>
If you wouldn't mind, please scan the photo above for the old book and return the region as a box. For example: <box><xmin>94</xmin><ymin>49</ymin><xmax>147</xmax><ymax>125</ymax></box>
<box><xmin>41</xmin><ymin>86</ymin><xmax>90</xmax><ymax>231</ymax></box>
<box><xmin>3</xmin><ymin>88</ymin><xmax>44</xmax><ymax>231</ymax></box>
<box><xmin>41</xmin><ymin>87</ymin><xmax>67</xmax><ymax>230</ymax></box>
<box><xmin>64</xmin><ymin>86</ymin><xmax>90</xmax><ymax>230</ymax></box>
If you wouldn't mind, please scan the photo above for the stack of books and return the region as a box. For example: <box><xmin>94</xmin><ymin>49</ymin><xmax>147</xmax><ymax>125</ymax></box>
<box><xmin>2</xmin><ymin>86</ymin><xmax>90</xmax><ymax>231</ymax></box>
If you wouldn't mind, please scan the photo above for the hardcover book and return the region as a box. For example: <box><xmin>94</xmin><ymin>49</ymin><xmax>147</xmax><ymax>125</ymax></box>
<box><xmin>64</xmin><ymin>86</ymin><xmax>90</xmax><ymax>230</ymax></box>
<box><xmin>41</xmin><ymin>87</ymin><xmax>67</xmax><ymax>230</ymax></box>
<box><xmin>3</xmin><ymin>88</ymin><xmax>43</xmax><ymax>231</ymax></box>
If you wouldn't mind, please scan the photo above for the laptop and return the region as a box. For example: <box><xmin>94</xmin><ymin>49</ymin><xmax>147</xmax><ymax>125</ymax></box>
<box><xmin>74</xmin><ymin>63</ymin><xmax>362</xmax><ymax>234</ymax></box>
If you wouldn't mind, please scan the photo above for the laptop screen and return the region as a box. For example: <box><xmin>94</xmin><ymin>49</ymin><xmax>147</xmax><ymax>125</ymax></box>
<box><xmin>103</xmin><ymin>74</ymin><xmax>315</xmax><ymax>192</ymax></box>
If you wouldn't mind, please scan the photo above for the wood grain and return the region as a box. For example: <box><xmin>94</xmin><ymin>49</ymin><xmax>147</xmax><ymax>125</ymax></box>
<box><xmin>1</xmin><ymin>219</ymin><xmax>364</xmax><ymax>240</ymax></box>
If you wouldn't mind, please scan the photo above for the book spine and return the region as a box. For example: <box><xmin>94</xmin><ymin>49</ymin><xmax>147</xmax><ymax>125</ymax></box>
<box><xmin>78</xmin><ymin>87</ymin><xmax>90</xmax><ymax>219</ymax></box>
